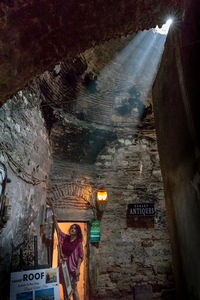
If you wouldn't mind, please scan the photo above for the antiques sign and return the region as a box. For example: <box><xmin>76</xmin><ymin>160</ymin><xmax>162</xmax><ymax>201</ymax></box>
<box><xmin>127</xmin><ymin>203</ymin><xmax>155</xmax><ymax>217</ymax></box>
<box><xmin>127</xmin><ymin>203</ymin><xmax>155</xmax><ymax>228</ymax></box>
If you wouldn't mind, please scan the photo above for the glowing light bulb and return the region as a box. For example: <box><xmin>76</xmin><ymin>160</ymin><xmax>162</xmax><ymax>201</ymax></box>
<box><xmin>97</xmin><ymin>190</ymin><xmax>108</xmax><ymax>201</ymax></box>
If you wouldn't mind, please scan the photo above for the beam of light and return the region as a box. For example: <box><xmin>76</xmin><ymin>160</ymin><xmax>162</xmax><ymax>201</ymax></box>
<box><xmin>154</xmin><ymin>18</ymin><xmax>173</xmax><ymax>35</ymax></box>
<box><xmin>75</xmin><ymin>21</ymin><xmax>170</xmax><ymax>128</ymax></box>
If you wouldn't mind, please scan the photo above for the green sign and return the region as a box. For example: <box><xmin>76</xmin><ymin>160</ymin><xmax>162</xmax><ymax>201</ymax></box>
<box><xmin>90</xmin><ymin>220</ymin><xmax>101</xmax><ymax>242</ymax></box>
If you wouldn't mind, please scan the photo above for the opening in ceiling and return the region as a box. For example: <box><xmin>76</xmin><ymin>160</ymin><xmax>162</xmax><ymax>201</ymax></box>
<box><xmin>154</xmin><ymin>18</ymin><xmax>173</xmax><ymax>35</ymax></box>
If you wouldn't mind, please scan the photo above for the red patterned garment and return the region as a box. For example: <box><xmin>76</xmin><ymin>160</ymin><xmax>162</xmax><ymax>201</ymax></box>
<box><xmin>58</xmin><ymin>231</ymin><xmax>84</xmax><ymax>280</ymax></box>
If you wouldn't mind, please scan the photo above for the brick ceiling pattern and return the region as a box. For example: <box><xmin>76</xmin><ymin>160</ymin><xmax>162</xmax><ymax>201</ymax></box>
<box><xmin>0</xmin><ymin>0</ymin><xmax>181</xmax><ymax>105</ymax></box>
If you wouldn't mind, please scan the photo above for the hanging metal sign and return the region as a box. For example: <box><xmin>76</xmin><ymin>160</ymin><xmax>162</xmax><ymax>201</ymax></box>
<box><xmin>90</xmin><ymin>220</ymin><xmax>101</xmax><ymax>242</ymax></box>
<box><xmin>127</xmin><ymin>203</ymin><xmax>155</xmax><ymax>217</ymax></box>
<box><xmin>127</xmin><ymin>203</ymin><xmax>155</xmax><ymax>228</ymax></box>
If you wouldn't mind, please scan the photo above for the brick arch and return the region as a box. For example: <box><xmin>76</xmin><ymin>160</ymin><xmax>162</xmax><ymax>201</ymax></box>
<box><xmin>47</xmin><ymin>182</ymin><xmax>94</xmax><ymax>209</ymax></box>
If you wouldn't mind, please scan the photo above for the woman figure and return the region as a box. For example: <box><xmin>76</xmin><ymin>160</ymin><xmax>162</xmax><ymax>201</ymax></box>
<box><xmin>54</xmin><ymin>220</ymin><xmax>84</xmax><ymax>300</ymax></box>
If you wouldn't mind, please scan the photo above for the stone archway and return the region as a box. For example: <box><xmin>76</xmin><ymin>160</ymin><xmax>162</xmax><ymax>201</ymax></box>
<box><xmin>47</xmin><ymin>182</ymin><xmax>95</xmax><ymax>221</ymax></box>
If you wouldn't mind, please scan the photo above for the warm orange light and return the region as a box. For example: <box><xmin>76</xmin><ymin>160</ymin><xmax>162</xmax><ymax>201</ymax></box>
<box><xmin>97</xmin><ymin>190</ymin><xmax>108</xmax><ymax>201</ymax></box>
<box><xmin>53</xmin><ymin>222</ymin><xmax>86</xmax><ymax>300</ymax></box>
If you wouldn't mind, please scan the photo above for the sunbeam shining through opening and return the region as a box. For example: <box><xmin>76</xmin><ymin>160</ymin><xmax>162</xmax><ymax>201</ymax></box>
<box><xmin>75</xmin><ymin>18</ymin><xmax>172</xmax><ymax>134</ymax></box>
<box><xmin>154</xmin><ymin>18</ymin><xmax>173</xmax><ymax>35</ymax></box>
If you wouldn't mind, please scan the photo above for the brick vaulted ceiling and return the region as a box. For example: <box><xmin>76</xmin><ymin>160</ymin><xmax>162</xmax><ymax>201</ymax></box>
<box><xmin>0</xmin><ymin>0</ymin><xmax>181</xmax><ymax>106</ymax></box>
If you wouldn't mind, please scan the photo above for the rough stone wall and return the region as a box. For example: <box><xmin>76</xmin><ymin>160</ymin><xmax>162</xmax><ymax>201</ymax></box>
<box><xmin>91</xmin><ymin>128</ymin><xmax>174</xmax><ymax>300</ymax></box>
<box><xmin>0</xmin><ymin>88</ymin><xmax>51</xmax><ymax>299</ymax></box>
<box><xmin>43</xmin><ymin>34</ymin><xmax>175</xmax><ymax>299</ymax></box>
<box><xmin>49</xmin><ymin>117</ymin><xmax>175</xmax><ymax>299</ymax></box>
<box><xmin>152</xmin><ymin>1</ymin><xmax>200</xmax><ymax>298</ymax></box>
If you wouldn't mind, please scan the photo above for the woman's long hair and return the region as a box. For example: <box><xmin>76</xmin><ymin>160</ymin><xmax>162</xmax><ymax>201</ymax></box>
<box><xmin>69</xmin><ymin>224</ymin><xmax>83</xmax><ymax>241</ymax></box>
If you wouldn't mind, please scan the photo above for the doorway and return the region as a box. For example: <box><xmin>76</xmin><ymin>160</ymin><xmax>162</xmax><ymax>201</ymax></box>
<box><xmin>52</xmin><ymin>222</ymin><xmax>88</xmax><ymax>300</ymax></box>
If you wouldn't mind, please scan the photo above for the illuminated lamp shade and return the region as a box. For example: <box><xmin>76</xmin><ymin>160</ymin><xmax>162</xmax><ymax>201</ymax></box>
<box><xmin>97</xmin><ymin>189</ymin><xmax>108</xmax><ymax>202</ymax></box>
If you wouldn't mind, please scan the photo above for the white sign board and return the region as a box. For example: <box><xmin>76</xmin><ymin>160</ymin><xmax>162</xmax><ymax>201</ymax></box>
<box><xmin>10</xmin><ymin>268</ymin><xmax>60</xmax><ymax>300</ymax></box>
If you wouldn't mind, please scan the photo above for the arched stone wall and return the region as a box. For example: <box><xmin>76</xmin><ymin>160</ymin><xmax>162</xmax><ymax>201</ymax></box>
<box><xmin>47</xmin><ymin>182</ymin><xmax>95</xmax><ymax>221</ymax></box>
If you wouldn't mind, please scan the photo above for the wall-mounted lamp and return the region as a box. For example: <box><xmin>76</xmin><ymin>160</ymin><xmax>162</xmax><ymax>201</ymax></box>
<box><xmin>97</xmin><ymin>189</ymin><xmax>108</xmax><ymax>202</ymax></box>
<box><xmin>96</xmin><ymin>189</ymin><xmax>108</xmax><ymax>220</ymax></box>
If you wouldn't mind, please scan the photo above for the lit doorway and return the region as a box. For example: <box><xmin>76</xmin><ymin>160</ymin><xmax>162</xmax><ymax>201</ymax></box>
<box><xmin>52</xmin><ymin>222</ymin><xmax>88</xmax><ymax>300</ymax></box>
